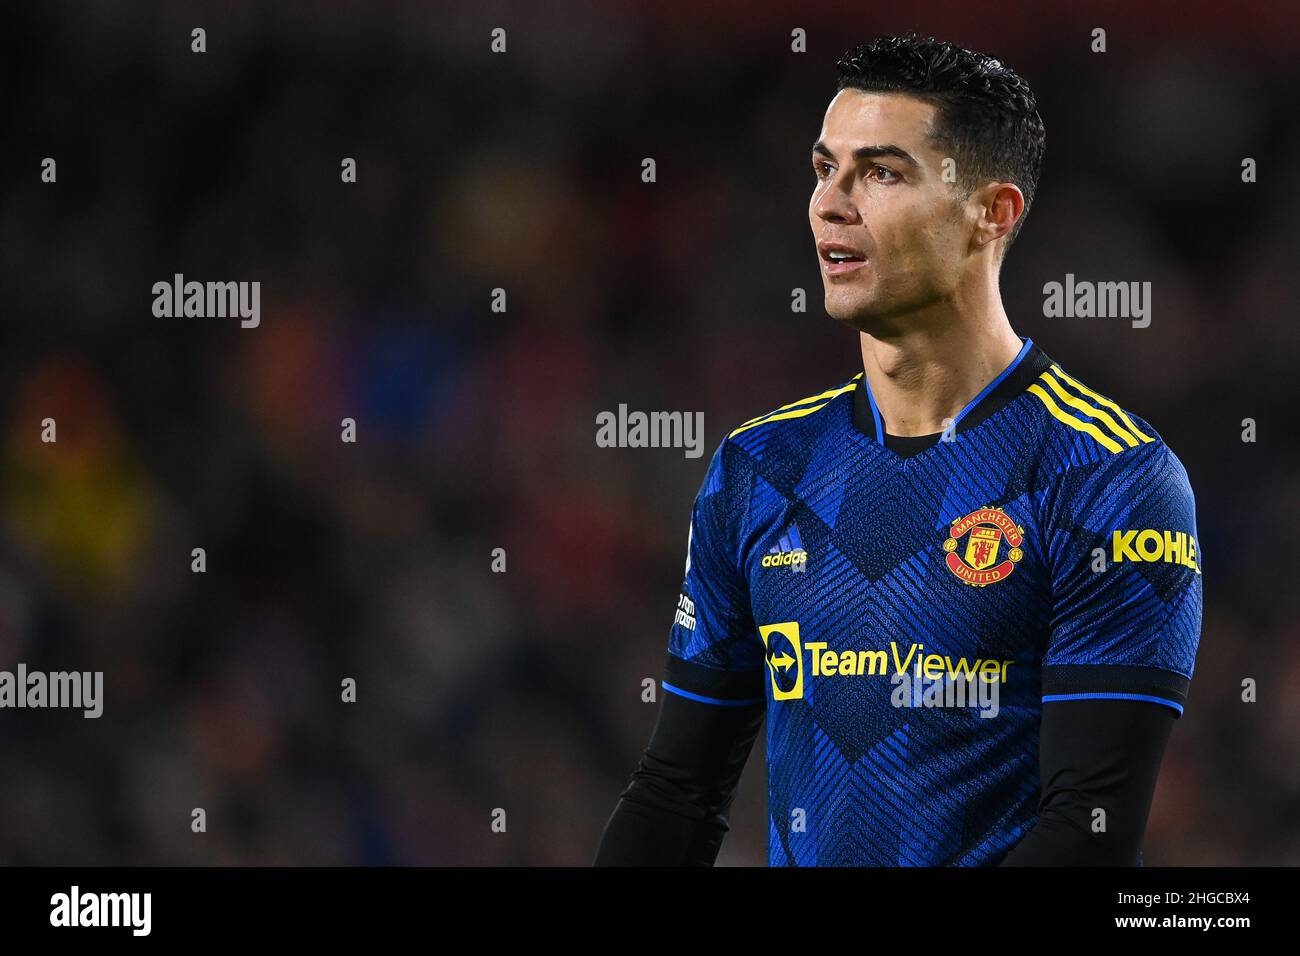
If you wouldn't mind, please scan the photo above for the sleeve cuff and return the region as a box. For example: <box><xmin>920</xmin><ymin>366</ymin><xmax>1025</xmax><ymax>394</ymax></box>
<box><xmin>1041</xmin><ymin>663</ymin><xmax>1191</xmax><ymax>717</ymax></box>
<box><xmin>663</xmin><ymin>652</ymin><xmax>766</xmax><ymax>707</ymax></box>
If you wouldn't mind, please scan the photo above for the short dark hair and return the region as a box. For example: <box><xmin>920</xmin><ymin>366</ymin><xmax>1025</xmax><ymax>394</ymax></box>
<box><xmin>834</xmin><ymin>34</ymin><xmax>1046</xmax><ymax>250</ymax></box>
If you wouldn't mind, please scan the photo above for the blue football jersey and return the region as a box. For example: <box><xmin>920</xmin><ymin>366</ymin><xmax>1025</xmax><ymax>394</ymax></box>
<box><xmin>662</xmin><ymin>337</ymin><xmax>1203</xmax><ymax>866</ymax></box>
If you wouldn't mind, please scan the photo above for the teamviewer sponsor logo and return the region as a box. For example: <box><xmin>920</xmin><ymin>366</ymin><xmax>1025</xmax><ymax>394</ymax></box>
<box><xmin>50</xmin><ymin>886</ymin><xmax>151</xmax><ymax>936</ymax></box>
<box><xmin>758</xmin><ymin>621</ymin><xmax>1011</xmax><ymax>716</ymax></box>
<box><xmin>759</xmin><ymin>622</ymin><xmax>805</xmax><ymax>701</ymax></box>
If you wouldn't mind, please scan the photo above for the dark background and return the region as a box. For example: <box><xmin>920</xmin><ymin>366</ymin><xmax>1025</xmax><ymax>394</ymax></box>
<box><xmin>0</xmin><ymin>0</ymin><xmax>1296</xmax><ymax>865</ymax></box>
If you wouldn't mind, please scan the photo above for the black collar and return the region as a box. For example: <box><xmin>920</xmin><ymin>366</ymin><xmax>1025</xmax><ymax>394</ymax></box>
<box><xmin>851</xmin><ymin>336</ymin><xmax>1053</xmax><ymax>457</ymax></box>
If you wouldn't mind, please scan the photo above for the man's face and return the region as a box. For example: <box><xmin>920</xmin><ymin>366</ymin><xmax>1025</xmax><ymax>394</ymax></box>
<box><xmin>809</xmin><ymin>89</ymin><xmax>972</xmax><ymax>333</ymax></box>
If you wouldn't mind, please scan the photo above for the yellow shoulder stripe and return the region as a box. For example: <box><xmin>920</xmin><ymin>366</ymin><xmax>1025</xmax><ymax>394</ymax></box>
<box><xmin>1027</xmin><ymin>383</ymin><xmax>1123</xmax><ymax>454</ymax></box>
<box><xmin>729</xmin><ymin>402</ymin><xmax>832</xmax><ymax>437</ymax></box>
<box><xmin>1037</xmin><ymin>371</ymin><xmax>1138</xmax><ymax>448</ymax></box>
<box><xmin>733</xmin><ymin>376</ymin><xmax>861</xmax><ymax>429</ymax></box>
<box><xmin>1049</xmin><ymin>364</ymin><xmax>1154</xmax><ymax>443</ymax></box>
<box><xmin>728</xmin><ymin>376</ymin><xmax>860</xmax><ymax>438</ymax></box>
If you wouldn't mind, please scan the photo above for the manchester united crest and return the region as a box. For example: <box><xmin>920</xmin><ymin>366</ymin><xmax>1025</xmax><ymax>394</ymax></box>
<box><xmin>942</xmin><ymin>506</ymin><xmax>1025</xmax><ymax>586</ymax></box>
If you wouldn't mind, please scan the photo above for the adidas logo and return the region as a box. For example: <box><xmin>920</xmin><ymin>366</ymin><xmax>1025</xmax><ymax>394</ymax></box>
<box><xmin>762</xmin><ymin>522</ymin><xmax>808</xmax><ymax>572</ymax></box>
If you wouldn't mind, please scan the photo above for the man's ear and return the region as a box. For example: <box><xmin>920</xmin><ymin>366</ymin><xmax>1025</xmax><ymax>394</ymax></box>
<box><xmin>971</xmin><ymin>182</ymin><xmax>1025</xmax><ymax>252</ymax></box>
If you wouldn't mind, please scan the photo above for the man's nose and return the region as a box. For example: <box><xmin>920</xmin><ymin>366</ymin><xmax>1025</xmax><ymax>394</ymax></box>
<box><xmin>814</xmin><ymin>181</ymin><xmax>860</xmax><ymax>224</ymax></box>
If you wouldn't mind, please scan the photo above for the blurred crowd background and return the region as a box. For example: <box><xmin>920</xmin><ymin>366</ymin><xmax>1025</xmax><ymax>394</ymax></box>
<box><xmin>0</xmin><ymin>0</ymin><xmax>1296</xmax><ymax>865</ymax></box>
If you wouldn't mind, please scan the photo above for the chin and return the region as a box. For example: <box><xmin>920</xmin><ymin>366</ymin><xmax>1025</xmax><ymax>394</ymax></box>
<box><xmin>824</xmin><ymin>295</ymin><xmax>897</xmax><ymax>337</ymax></box>
<box><xmin>825</xmin><ymin>293</ymin><xmax>873</xmax><ymax>324</ymax></box>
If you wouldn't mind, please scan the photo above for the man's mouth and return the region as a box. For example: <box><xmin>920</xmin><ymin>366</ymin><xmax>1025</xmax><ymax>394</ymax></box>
<box><xmin>818</xmin><ymin>240</ymin><xmax>868</xmax><ymax>276</ymax></box>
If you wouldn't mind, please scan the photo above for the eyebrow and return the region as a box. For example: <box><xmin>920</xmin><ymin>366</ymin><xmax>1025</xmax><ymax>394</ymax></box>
<box><xmin>812</xmin><ymin>141</ymin><xmax>920</xmax><ymax>167</ymax></box>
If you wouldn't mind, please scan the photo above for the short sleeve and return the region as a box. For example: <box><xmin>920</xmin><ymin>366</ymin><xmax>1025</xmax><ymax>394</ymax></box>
<box><xmin>1043</xmin><ymin>440</ymin><xmax>1203</xmax><ymax>717</ymax></box>
<box><xmin>663</xmin><ymin>438</ymin><xmax>766</xmax><ymax>707</ymax></box>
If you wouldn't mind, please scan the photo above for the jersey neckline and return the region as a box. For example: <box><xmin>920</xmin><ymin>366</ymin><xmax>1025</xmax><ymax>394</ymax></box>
<box><xmin>850</xmin><ymin>335</ymin><xmax>1054</xmax><ymax>458</ymax></box>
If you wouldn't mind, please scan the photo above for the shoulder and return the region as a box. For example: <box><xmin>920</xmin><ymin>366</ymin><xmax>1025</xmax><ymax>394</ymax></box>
<box><xmin>1023</xmin><ymin>358</ymin><xmax>1175</xmax><ymax>467</ymax></box>
<box><xmin>694</xmin><ymin>373</ymin><xmax>860</xmax><ymax>530</ymax></box>
<box><xmin>1023</xmin><ymin>359</ymin><xmax>1196</xmax><ymax>517</ymax></box>
<box><xmin>723</xmin><ymin>372</ymin><xmax>862</xmax><ymax>445</ymax></box>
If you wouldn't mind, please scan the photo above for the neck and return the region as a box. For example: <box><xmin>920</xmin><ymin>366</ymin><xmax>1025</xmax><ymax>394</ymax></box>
<box><xmin>858</xmin><ymin>295</ymin><xmax>1023</xmax><ymax>437</ymax></box>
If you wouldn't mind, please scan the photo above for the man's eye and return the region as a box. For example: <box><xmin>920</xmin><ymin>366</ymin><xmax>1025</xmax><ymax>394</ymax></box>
<box><xmin>872</xmin><ymin>165</ymin><xmax>899</xmax><ymax>182</ymax></box>
<box><xmin>814</xmin><ymin>161</ymin><xmax>832</xmax><ymax>178</ymax></box>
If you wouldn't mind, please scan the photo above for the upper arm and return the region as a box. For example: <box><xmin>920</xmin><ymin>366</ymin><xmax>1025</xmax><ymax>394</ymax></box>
<box><xmin>595</xmin><ymin>445</ymin><xmax>766</xmax><ymax>866</ymax></box>
<box><xmin>1043</xmin><ymin>440</ymin><xmax>1203</xmax><ymax>717</ymax></box>
<box><xmin>664</xmin><ymin>438</ymin><xmax>767</xmax><ymax>707</ymax></box>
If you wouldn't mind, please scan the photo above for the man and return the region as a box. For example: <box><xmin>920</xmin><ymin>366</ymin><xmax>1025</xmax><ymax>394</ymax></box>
<box><xmin>594</xmin><ymin>35</ymin><xmax>1202</xmax><ymax>866</ymax></box>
